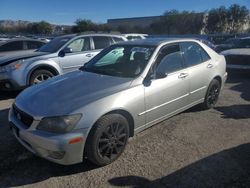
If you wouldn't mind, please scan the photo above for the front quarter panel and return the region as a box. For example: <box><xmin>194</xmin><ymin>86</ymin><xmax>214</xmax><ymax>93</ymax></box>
<box><xmin>24</xmin><ymin>58</ymin><xmax>63</xmax><ymax>85</ymax></box>
<box><xmin>74</xmin><ymin>83</ymin><xmax>146</xmax><ymax>136</ymax></box>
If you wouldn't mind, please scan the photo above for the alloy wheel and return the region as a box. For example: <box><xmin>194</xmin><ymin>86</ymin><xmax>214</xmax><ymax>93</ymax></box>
<box><xmin>33</xmin><ymin>74</ymin><xmax>51</xmax><ymax>84</ymax></box>
<box><xmin>207</xmin><ymin>84</ymin><xmax>220</xmax><ymax>106</ymax></box>
<box><xmin>97</xmin><ymin>122</ymin><xmax>127</xmax><ymax>160</ymax></box>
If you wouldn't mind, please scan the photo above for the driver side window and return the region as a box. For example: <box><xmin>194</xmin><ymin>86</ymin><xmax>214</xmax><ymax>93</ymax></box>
<box><xmin>66</xmin><ymin>37</ymin><xmax>90</xmax><ymax>53</ymax></box>
<box><xmin>155</xmin><ymin>44</ymin><xmax>184</xmax><ymax>74</ymax></box>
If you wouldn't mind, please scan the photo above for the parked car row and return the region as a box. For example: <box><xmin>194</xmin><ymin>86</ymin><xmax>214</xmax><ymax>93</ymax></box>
<box><xmin>0</xmin><ymin>38</ymin><xmax>46</xmax><ymax>57</ymax></box>
<box><xmin>217</xmin><ymin>37</ymin><xmax>250</xmax><ymax>71</ymax></box>
<box><xmin>6</xmin><ymin>36</ymin><xmax>227</xmax><ymax>166</ymax></box>
<box><xmin>0</xmin><ymin>34</ymin><xmax>127</xmax><ymax>90</ymax></box>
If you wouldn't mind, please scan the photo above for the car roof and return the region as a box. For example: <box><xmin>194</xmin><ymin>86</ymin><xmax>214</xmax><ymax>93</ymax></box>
<box><xmin>123</xmin><ymin>33</ymin><xmax>148</xmax><ymax>36</ymax></box>
<box><xmin>116</xmin><ymin>38</ymin><xmax>200</xmax><ymax>46</ymax></box>
<box><xmin>56</xmin><ymin>33</ymin><xmax>126</xmax><ymax>39</ymax></box>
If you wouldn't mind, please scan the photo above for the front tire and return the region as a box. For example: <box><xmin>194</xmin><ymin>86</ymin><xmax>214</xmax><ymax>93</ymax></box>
<box><xmin>29</xmin><ymin>69</ymin><xmax>54</xmax><ymax>85</ymax></box>
<box><xmin>85</xmin><ymin>114</ymin><xmax>129</xmax><ymax>166</ymax></box>
<box><xmin>202</xmin><ymin>79</ymin><xmax>221</xmax><ymax>109</ymax></box>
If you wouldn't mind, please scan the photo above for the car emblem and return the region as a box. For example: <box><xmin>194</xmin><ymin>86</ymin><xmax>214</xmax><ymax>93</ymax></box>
<box><xmin>17</xmin><ymin>113</ymin><xmax>21</xmax><ymax>120</ymax></box>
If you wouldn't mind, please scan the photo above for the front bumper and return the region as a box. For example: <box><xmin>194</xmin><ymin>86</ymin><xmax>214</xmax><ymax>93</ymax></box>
<box><xmin>0</xmin><ymin>71</ymin><xmax>24</xmax><ymax>90</ymax></box>
<box><xmin>9</xmin><ymin>106</ymin><xmax>87</xmax><ymax>165</ymax></box>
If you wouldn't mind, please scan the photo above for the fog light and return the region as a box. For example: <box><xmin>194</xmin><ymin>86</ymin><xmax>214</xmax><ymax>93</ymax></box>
<box><xmin>48</xmin><ymin>150</ymin><xmax>65</xmax><ymax>159</ymax></box>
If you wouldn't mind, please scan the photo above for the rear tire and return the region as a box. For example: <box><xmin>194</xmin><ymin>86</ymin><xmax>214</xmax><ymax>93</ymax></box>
<box><xmin>29</xmin><ymin>69</ymin><xmax>54</xmax><ymax>85</ymax></box>
<box><xmin>85</xmin><ymin>114</ymin><xmax>129</xmax><ymax>166</ymax></box>
<box><xmin>202</xmin><ymin>79</ymin><xmax>221</xmax><ymax>109</ymax></box>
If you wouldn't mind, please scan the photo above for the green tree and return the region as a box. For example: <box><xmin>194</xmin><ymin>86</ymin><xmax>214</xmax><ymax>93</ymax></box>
<box><xmin>72</xmin><ymin>19</ymin><xmax>98</xmax><ymax>33</ymax></box>
<box><xmin>29</xmin><ymin>21</ymin><xmax>52</xmax><ymax>34</ymax></box>
<box><xmin>227</xmin><ymin>4</ymin><xmax>249</xmax><ymax>33</ymax></box>
<box><xmin>150</xmin><ymin>10</ymin><xmax>204</xmax><ymax>35</ymax></box>
<box><xmin>205</xmin><ymin>6</ymin><xmax>228</xmax><ymax>34</ymax></box>
<box><xmin>205</xmin><ymin>4</ymin><xmax>249</xmax><ymax>34</ymax></box>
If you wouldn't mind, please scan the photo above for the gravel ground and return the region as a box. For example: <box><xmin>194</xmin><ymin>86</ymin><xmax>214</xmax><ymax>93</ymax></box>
<box><xmin>0</xmin><ymin>72</ymin><xmax>250</xmax><ymax>188</ymax></box>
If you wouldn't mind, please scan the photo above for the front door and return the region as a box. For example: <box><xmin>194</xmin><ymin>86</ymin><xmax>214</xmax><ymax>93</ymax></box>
<box><xmin>59</xmin><ymin>37</ymin><xmax>98</xmax><ymax>73</ymax></box>
<box><xmin>144</xmin><ymin>44</ymin><xmax>190</xmax><ymax>125</ymax></box>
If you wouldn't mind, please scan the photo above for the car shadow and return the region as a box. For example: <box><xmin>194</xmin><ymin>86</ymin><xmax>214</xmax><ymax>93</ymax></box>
<box><xmin>0</xmin><ymin>91</ymin><xmax>20</xmax><ymax>101</ymax></box>
<box><xmin>109</xmin><ymin>143</ymin><xmax>250</xmax><ymax>188</ymax></box>
<box><xmin>215</xmin><ymin>104</ymin><xmax>250</xmax><ymax>119</ymax></box>
<box><xmin>230</xmin><ymin>81</ymin><xmax>250</xmax><ymax>102</ymax></box>
<box><xmin>226</xmin><ymin>70</ymin><xmax>250</xmax><ymax>84</ymax></box>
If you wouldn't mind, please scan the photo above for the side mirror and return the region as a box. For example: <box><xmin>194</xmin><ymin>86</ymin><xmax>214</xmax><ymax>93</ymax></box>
<box><xmin>155</xmin><ymin>71</ymin><xmax>168</xmax><ymax>79</ymax></box>
<box><xmin>63</xmin><ymin>47</ymin><xmax>73</xmax><ymax>53</ymax></box>
<box><xmin>58</xmin><ymin>47</ymin><xmax>72</xmax><ymax>57</ymax></box>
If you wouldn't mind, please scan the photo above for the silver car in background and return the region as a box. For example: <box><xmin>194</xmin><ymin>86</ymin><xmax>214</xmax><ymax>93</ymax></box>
<box><xmin>0</xmin><ymin>34</ymin><xmax>127</xmax><ymax>90</ymax></box>
<box><xmin>9</xmin><ymin>38</ymin><xmax>227</xmax><ymax>166</ymax></box>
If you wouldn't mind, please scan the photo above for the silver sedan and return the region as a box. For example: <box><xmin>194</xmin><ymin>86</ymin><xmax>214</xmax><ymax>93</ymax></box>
<box><xmin>9</xmin><ymin>38</ymin><xmax>227</xmax><ymax>166</ymax></box>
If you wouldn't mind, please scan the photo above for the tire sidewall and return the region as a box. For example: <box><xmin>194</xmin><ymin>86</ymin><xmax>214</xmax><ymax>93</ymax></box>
<box><xmin>29</xmin><ymin>69</ymin><xmax>54</xmax><ymax>85</ymax></box>
<box><xmin>204</xmin><ymin>79</ymin><xmax>221</xmax><ymax>109</ymax></box>
<box><xmin>86</xmin><ymin>114</ymin><xmax>129</xmax><ymax>166</ymax></box>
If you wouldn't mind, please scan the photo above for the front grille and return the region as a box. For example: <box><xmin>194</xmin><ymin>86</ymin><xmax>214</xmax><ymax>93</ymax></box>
<box><xmin>225</xmin><ymin>55</ymin><xmax>250</xmax><ymax>66</ymax></box>
<box><xmin>13</xmin><ymin>105</ymin><xmax>34</xmax><ymax>128</ymax></box>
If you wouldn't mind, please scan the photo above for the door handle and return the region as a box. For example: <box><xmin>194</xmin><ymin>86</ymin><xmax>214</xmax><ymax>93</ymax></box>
<box><xmin>86</xmin><ymin>54</ymin><xmax>93</xmax><ymax>58</ymax></box>
<box><xmin>178</xmin><ymin>73</ymin><xmax>189</xmax><ymax>79</ymax></box>
<box><xmin>207</xmin><ymin>63</ymin><xmax>213</xmax><ymax>68</ymax></box>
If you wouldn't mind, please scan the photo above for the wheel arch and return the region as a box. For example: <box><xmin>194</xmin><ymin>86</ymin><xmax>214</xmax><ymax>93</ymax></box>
<box><xmin>106</xmin><ymin>109</ymin><xmax>135</xmax><ymax>137</ymax></box>
<box><xmin>27</xmin><ymin>64</ymin><xmax>60</xmax><ymax>85</ymax></box>
<box><xmin>87</xmin><ymin>109</ymin><xmax>135</xmax><ymax>138</ymax></box>
<box><xmin>212</xmin><ymin>75</ymin><xmax>222</xmax><ymax>88</ymax></box>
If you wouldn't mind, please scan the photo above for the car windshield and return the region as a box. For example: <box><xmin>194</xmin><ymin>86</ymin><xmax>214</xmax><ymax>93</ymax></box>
<box><xmin>37</xmin><ymin>36</ymin><xmax>72</xmax><ymax>53</ymax></box>
<box><xmin>82</xmin><ymin>45</ymin><xmax>155</xmax><ymax>78</ymax></box>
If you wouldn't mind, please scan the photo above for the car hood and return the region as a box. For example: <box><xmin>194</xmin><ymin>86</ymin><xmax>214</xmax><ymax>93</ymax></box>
<box><xmin>0</xmin><ymin>51</ymin><xmax>49</xmax><ymax>66</ymax></box>
<box><xmin>15</xmin><ymin>71</ymin><xmax>133</xmax><ymax>118</ymax></box>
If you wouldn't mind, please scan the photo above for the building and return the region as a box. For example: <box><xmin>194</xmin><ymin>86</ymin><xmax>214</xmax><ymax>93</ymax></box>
<box><xmin>107</xmin><ymin>16</ymin><xmax>163</xmax><ymax>29</ymax></box>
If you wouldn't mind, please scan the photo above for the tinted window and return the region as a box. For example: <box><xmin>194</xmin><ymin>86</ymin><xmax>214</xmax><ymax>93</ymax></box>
<box><xmin>0</xmin><ymin>41</ymin><xmax>23</xmax><ymax>52</ymax></box>
<box><xmin>181</xmin><ymin>42</ymin><xmax>210</xmax><ymax>67</ymax></box>
<box><xmin>93</xmin><ymin>36</ymin><xmax>112</xmax><ymax>50</ymax></box>
<box><xmin>156</xmin><ymin>44</ymin><xmax>183</xmax><ymax>74</ymax></box>
<box><xmin>27</xmin><ymin>41</ymin><xmax>45</xmax><ymax>49</ymax></box>
<box><xmin>66</xmin><ymin>37</ymin><xmax>90</xmax><ymax>53</ymax></box>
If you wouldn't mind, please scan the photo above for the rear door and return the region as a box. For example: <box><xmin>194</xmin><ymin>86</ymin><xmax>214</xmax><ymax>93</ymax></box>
<box><xmin>180</xmin><ymin>42</ymin><xmax>213</xmax><ymax>103</ymax></box>
<box><xmin>92</xmin><ymin>36</ymin><xmax>113</xmax><ymax>50</ymax></box>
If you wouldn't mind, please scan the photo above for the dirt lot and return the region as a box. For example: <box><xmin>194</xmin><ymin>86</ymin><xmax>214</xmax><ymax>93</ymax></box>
<box><xmin>0</xmin><ymin>72</ymin><xmax>250</xmax><ymax>188</ymax></box>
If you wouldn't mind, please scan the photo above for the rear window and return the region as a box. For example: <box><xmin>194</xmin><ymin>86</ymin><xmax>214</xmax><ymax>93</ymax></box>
<box><xmin>181</xmin><ymin>42</ymin><xmax>211</xmax><ymax>67</ymax></box>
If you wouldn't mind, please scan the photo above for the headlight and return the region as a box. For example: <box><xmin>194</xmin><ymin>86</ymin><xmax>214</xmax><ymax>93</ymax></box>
<box><xmin>37</xmin><ymin>114</ymin><xmax>82</xmax><ymax>133</ymax></box>
<box><xmin>0</xmin><ymin>60</ymin><xmax>23</xmax><ymax>73</ymax></box>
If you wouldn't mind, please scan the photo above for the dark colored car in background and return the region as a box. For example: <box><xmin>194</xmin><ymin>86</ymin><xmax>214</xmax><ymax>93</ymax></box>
<box><xmin>215</xmin><ymin>37</ymin><xmax>250</xmax><ymax>53</ymax></box>
<box><xmin>220</xmin><ymin>37</ymin><xmax>250</xmax><ymax>71</ymax></box>
<box><xmin>0</xmin><ymin>38</ymin><xmax>46</xmax><ymax>57</ymax></box>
